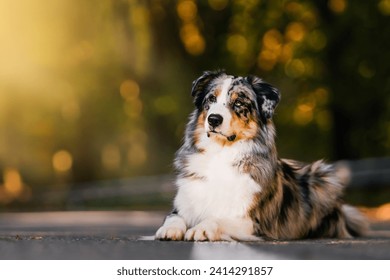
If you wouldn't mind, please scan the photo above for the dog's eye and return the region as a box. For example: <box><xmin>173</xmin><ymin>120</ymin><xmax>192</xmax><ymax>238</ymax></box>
<box><xmin>208</xmin><ymin>95</ymin><xmax>217</xmax><ymax>103</ymax></box>
<box><xmin>234</xmin><ymin>100</ymin><xmax>243</xmax><ymax>107</ymax></box>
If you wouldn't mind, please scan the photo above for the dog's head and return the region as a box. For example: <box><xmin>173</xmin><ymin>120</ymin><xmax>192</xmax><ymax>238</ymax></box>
<box><xmin>191</xmin><ymin>70</ymin><xmax>280</xmax><ymax>145</ymax></box>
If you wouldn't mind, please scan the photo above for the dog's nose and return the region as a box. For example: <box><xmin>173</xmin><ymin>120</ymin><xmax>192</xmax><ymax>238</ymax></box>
<box><xmin>208</xmin><ymin>114</ymin><xmax>223</xmax><ymax>127</ymax></box>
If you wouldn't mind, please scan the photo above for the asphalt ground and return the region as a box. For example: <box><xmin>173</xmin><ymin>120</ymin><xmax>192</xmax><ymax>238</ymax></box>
<box><xmin>0</xmin><ymin>211</ymin><xmax>389</xmax><ymax>260</ymax></box>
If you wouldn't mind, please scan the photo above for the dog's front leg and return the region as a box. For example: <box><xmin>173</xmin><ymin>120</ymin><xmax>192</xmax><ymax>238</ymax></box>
<box><xmin>155</xmin><ymin>213</ymin><xmax>187</xmax><ymax>241</ymax></box>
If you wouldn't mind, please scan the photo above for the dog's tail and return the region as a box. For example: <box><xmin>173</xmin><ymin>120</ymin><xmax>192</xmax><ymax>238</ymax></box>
<box><xmin>342</xmin><ymin>205</ymin><xmax>369</xmax><ymax>237</ymax></box>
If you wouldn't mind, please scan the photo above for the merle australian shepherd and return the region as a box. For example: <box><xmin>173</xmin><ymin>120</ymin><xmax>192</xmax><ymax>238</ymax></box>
<box><xmin>155</xmin><ymin>70</ymin><xmax>368</xmax><ymax>241</ymax></box>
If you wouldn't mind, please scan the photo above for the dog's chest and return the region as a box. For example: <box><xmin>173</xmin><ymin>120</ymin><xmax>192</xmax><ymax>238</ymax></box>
<box><xmin>175</xmin><ymin>146</ymin><xmax>260</xmax><ymax>226</ymax></box>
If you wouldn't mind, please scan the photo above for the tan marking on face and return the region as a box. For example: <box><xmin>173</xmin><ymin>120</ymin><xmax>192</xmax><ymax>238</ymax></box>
<box><xmin>194</xmin><ymin>111</ymin><xmax>206</xmax><ymax>147</ymax></box>
<box><xmin>204</xmin><ymin>115</ymin><xmax>258</xmax><ymax>147</ymax></box>
<box><xmin>230</xmin><ymin>91</ymin><xmax>239</xmax><ymax>100</ymax></box>
<box><xmin>214</xmin><ymin>88</ymin><xmax>221</xmax><ymax>98</ymax></box>
<box><xmin>210</xmin><ymin>133</ymin><xmax>231</xmax><ymax>146</ymax></box>
<box><xmin>229</xmin><ymin>111</ymin><xmax>258</xmax><ymax>141</ymax></box>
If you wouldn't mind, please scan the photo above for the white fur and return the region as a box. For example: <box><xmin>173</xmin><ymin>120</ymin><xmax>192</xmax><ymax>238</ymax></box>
<box><xmin>262</xmin><ymin>99</ymin><xmax>274</xmax><ymax>116</ymax></box>
<box><xmin>206</xmin><ymin>77</ymin><xmax>233</xmax><ymax>135</ymax></box>
<box><xmin>172</xmin><ymin>140</ymin><xmax>261</xmax><ymax>240</ymax></box>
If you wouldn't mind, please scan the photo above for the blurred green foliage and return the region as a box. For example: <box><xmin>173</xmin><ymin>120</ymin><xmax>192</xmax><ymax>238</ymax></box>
<box><xmin>0</xmin><ymin>0</ymin><xmax>389</xmax><ymax>207</ymax></box>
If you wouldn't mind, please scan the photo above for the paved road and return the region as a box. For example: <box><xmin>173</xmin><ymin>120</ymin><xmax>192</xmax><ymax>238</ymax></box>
<box><xmin>0</xmin><ymin>211</ymin><xmax>389</xmax><ymax>260</ymax></box>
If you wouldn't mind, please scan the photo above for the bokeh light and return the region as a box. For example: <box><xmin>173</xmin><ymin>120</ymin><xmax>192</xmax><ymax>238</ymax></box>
<box><xmin>285</xmin><ymin>22</ymin><xmax>306</xmax><ymax>42</ymax></box>
<box><xmin>285</xmin><ymin>59</ymin><xmax>306</xmax><ymax>78</ymax></box>
<box><xmin>180</xmin><ymin>23</ymin><xmax>206</xmax><ymax>55</ymax></box>
<box><xmin>3</xmin><ymin>168</ymin><xmax>24</xmax><ymax>198</ymax></box>
<box><xmin>52</xmin><ymin>150</ymin><xmax>73</xmax><ymax>173</ymax></box>
<box><xmin>177</xmin><ymin>0</ymin><xmax>198</xmax><ymax>22</ymax></box>
<box><xmin>378</xmin><ymin>0</ymin><xmax>390</xmax><ymax>15</ymax></box>
<box><xmin>208</xmin><ymin>0</ymin><xmax>229</xmax><ymax>11</ymax></box>
<box><xmin>120</xmin><ymin>80</ymin><xmax>140</xmax><ymax>102</ymax></box>
<box><xmin>258</xmin><ymin>29</ymin><xmax>283</xmax><ymax>71</ymax></box>
<box><xmin>328</xmin><ymin>0</ymin><xmax>348</xmax><ymax>14</ymax></box>
<box><xmin>227</xmin><ymin>34</ymin><xmax>248</xmax><ymax>56</ymax></box>
<box><xmin>177</xmin><ymin>0</ymin><xmax>205</xmax><ymax>56</ymax></box>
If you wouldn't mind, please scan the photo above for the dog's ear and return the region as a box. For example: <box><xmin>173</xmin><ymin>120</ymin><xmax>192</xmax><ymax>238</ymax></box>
<box><xmin>246</xmin><ymin>75</ymin><xmax>280</xmax><ymax>120</ymax></box>
<box><xmin>191</xmin><ymin>70</ymin><xmax>225</xmax><ymax>109</ymax></box>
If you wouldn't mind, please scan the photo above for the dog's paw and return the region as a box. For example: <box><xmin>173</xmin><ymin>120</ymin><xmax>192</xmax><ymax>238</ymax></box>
<box><xmin>155</xmin><ymin>214</ymin><xmax>187</xmax><ymax>241</ymax></box>
<box><xmin>185</xmin><ymin>220</ymin><xmax>223</xmax><ymax>241</ymax></box>
<box><xmin>155</xmin><ymin>225</ymin><xmax>185</xmax><ymax>241</ymax></box>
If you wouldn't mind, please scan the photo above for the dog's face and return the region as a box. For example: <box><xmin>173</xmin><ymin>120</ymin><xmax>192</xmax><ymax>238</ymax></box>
<box><xmin>191</xmin><ymin>70</ymin><xmax>280</xmax><ymax>145</ymax></box>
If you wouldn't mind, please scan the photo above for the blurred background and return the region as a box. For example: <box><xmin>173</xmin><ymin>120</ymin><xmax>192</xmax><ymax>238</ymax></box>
<box><xmin>0</xmin><ymin>0</ymin><xmax>389</xmax><ymax>216</ymax></box>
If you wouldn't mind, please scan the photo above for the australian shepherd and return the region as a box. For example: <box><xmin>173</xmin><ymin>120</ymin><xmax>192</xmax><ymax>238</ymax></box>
<box><xmin>155</xmin><ymin>70</ymin><xmax>368</xmax><ymax>241</ymax></box>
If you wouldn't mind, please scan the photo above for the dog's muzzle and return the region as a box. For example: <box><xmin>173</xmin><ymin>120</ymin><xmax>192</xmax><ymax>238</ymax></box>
<box><xmin>206</xmin><ymin>113</ymin><xmax>236</xmax><ymax>142</ymax></box>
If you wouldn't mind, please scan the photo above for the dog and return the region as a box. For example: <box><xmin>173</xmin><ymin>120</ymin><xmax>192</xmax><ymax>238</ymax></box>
<box><xmin>155</xmin><ymin>70</ymin><xmax>368</xmax><ymax>241</ymax></box>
